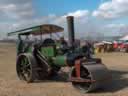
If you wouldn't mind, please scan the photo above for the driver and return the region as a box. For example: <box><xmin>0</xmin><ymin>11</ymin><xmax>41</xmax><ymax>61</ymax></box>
<box><xmin>60</xmin><ymin>36</ymin><xmax>68</xmax><ymax>46</ymax></box>
<box><xmin>59</xmin><ymin>37</ymin><xmax>68</xmax><ymax>53</ymax></box>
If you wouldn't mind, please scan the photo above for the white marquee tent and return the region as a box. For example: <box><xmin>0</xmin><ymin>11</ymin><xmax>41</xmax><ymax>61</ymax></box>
<box><xmin>120</xmin><ymin>35</ymin><xmax>128</xmax><ymax>40</ymax></box>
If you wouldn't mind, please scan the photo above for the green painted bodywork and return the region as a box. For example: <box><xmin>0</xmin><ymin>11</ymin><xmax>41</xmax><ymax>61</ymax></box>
<box><xmin>27</xmin><ymin>47</ymin><xmax>33</xmax><ymax>53</ymax></box>
<box><xmin>41</xmin><ymin>46</ymin><xmax>56</xmax><ymax>57</ymax></box>
<box><xmin>52</xmin><ymin>55</ymin><xmax>67</xmax><ymax>67</ymax></box>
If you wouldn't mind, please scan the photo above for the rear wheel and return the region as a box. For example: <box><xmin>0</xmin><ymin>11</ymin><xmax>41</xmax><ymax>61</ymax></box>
<box><xmin>16</xmin><ymin>53</ymin><xmax>37</xmax><ymax>83</ymax></box>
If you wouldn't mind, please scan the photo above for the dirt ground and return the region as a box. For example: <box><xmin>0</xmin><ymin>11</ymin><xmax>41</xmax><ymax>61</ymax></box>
<box><xmin>0</xmin><ymin>43</ymin><xmax>128</xmax><ymax>96</ymax></box>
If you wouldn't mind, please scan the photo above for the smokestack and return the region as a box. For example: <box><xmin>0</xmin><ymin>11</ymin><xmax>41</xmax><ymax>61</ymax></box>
<box><xmin>67</xmin><ymin>16</ymin><xmax>75</xmax><ymax>47</ymax></box>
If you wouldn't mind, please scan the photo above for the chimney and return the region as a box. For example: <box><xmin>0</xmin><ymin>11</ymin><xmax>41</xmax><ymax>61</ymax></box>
<box><xmin>67</xmin><ymin>16</ymin><xmax>75</xmax><ymax>47</ymax></box>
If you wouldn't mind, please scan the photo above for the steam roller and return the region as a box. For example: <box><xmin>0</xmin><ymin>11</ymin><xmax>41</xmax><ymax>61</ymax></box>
<box><xmin>7</xmin><ymin>16</ymin><xmax>111</xmax><ymax>93</ymax></box>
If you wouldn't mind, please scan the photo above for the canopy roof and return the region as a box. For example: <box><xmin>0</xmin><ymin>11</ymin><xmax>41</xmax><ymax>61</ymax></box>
<box><xmin>8</xmin><ymin>24</ymin><xmax>64</xmax><ymax>36</ymax></box>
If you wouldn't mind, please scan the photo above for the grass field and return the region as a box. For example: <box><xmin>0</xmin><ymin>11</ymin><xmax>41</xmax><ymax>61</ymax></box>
<box><xmin>0</xmin><ymin>43</ymin><xmax>128</xmax><ymax>96</ymax></box>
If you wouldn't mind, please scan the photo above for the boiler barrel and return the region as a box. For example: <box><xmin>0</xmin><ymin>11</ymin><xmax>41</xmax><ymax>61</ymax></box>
<box><xmin>52</xmin><ymin>56</ymin><xmax>67</xmax><ymax>67</ymax></box>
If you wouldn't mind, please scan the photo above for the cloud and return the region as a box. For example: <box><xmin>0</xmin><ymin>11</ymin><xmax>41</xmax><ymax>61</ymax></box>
<box><xmin>4</xmin><ymin>9</ymin><xmax>116</xmax><ymax>39</ymax></box>
<box><xmin>67</xmin><ymin>10</ymin><xmax>89</xmax><ymax>18</ymax></box>
<box><xmin>48</xmin><ymin>10</ymin><xmax>90</xmax><ymax>25</ymax></box>
<box><xmin>4</xmin><ymin>10</ymin><xmax>94</xmax><ymax>39</ymax></box>
<box><xmin>0</xmin><ymin>0</ymin><xmax>32</xmax><ymax>4</ymax></box>
<box><xmin>47</xmin><ymin>10</ymin><xmax>104</xmax><ymax>39</ymax></box>
<box><xmin>99</xmin><ymin>23</ymin><xmax>128</xmax><ymax>36</ymax></box>
<box><xmin>92</xmin><ymin>0</ymin><xmax>128</xmax><ymax>19</ymax></box>
<box><xmin>0</xmin><ymin>4</ymin><xmax>127</xmax><ymax>40</ymax></box>
<box><xmin>0</xmin><ymin>0</ymin><xmax>34</xmax><ymax>20</ymax></box>
<box><xmin>0</xmin><ymin>0</ymin><xmax>35</xmax><ymax>38</ymax></box>
<box><xmin>105</xmin><ymin>23</ymin><xmax>126</xmax><ymax>28</ymax></box>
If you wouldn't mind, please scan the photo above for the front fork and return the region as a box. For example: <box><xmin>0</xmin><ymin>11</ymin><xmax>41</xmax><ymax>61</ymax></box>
<box><xmin>69</xmin><ymin>59</ymin><xmax>81</xmax><ymax>82</ymax></box>
<box><xmin>74</xmin><ymin>59</ymin><xmax>81</xmax><ymax>78</ymax></box>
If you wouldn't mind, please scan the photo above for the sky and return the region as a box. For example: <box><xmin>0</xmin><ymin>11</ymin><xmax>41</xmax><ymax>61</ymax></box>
<box><xmin>1</xmin><ymin>0</ymin><xmax>128</xmax><ymax>39</ymax></box>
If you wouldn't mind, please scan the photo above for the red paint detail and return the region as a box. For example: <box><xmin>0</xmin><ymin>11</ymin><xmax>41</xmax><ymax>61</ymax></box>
<box><xmin>75</xmin><ymin>59</ymin><xmax>81</xmax><ymax>78</ymax></box>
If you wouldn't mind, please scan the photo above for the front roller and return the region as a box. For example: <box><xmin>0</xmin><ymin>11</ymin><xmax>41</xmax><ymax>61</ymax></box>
<box><xmin>69</xmin><ymin>60</ymin><xmax>111</xmax><ymax>93</ymax></box>
<box><xmin>16</xmin><ymin>53</ymin><xmax>38</xmax><ymax>83</ymax></box>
